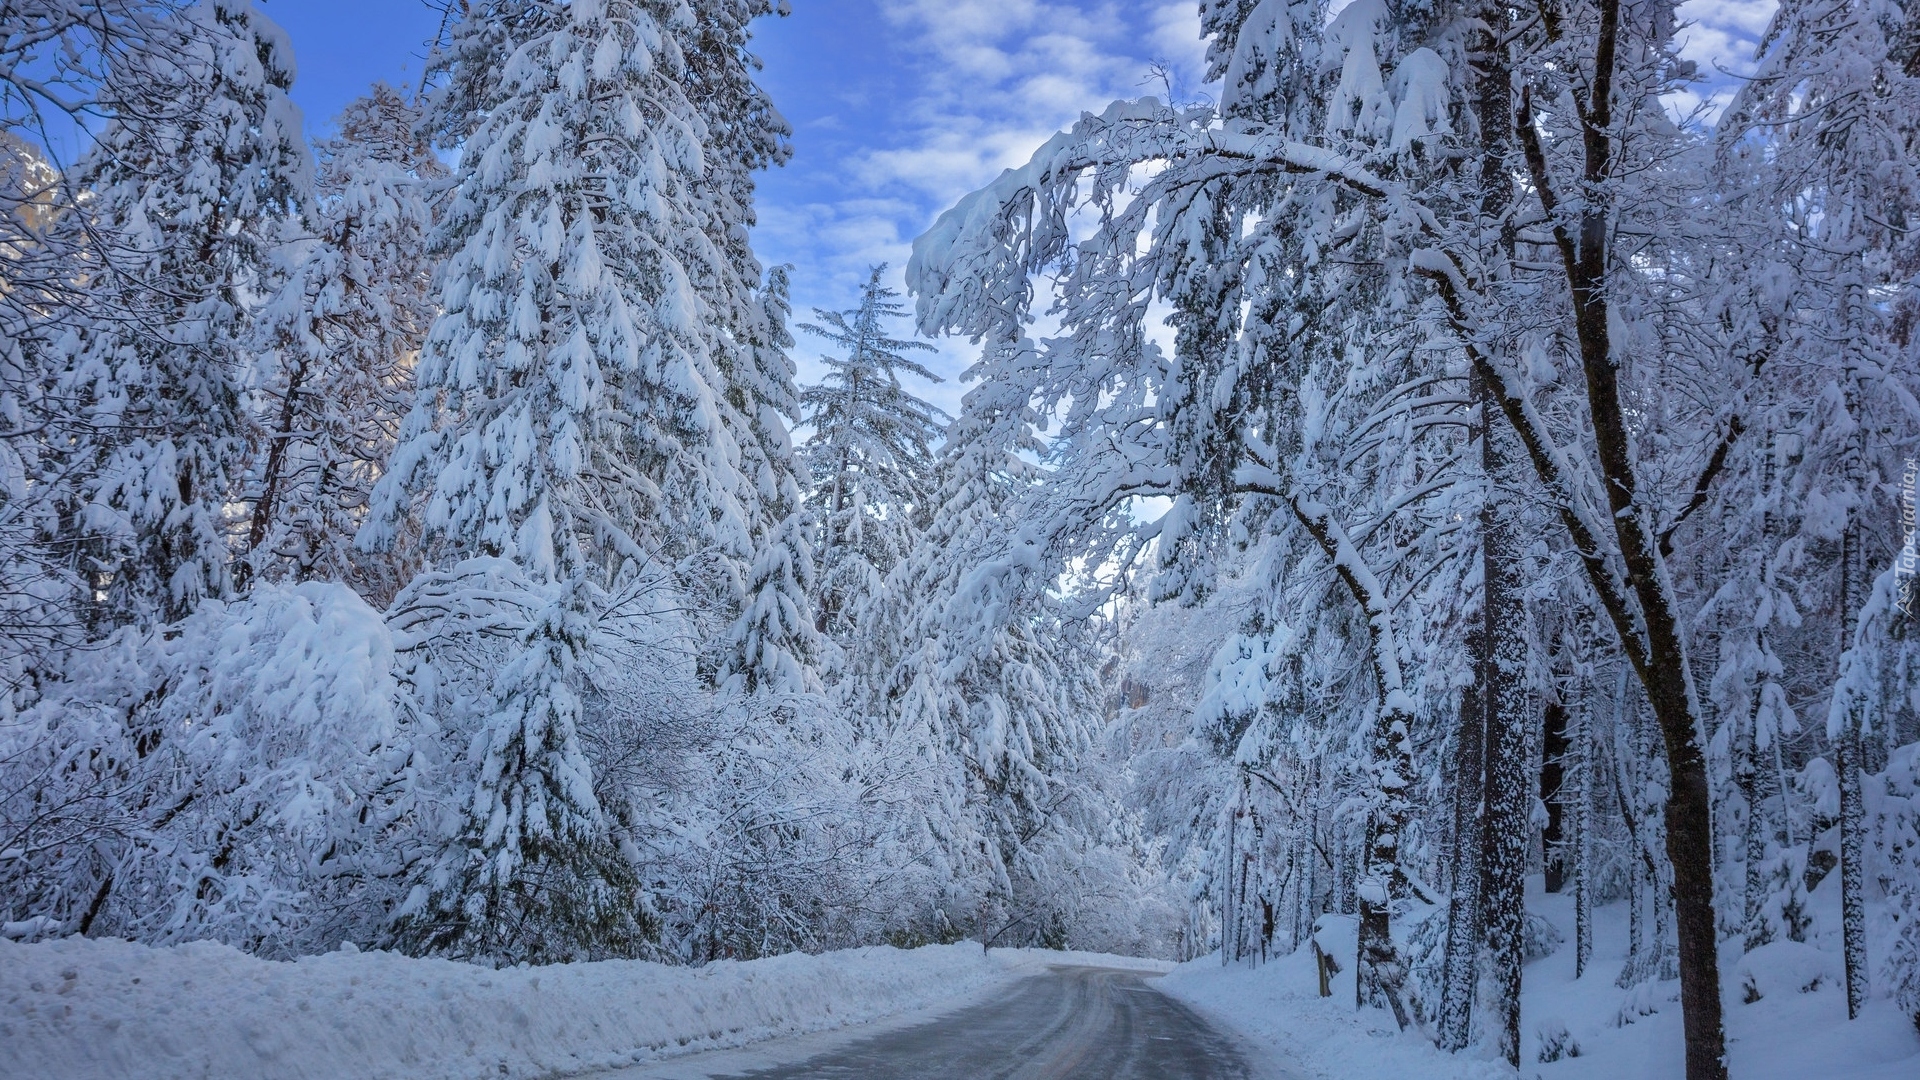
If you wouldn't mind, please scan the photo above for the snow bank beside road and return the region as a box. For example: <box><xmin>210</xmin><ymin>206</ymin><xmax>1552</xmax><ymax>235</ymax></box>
<box><xmin>1159</xmin><ymin>949</ymin><xmax>1511</xmax><ymax>1080</ymax></box>
<box><xmin>0</xmin><ymin>937</ymin><xmax>1142</xmax><ymax>1080</ymax></box>
<box><xmin>1159</xmin><ymin>888</ymin><xmax>1920</xmax><ymax>1080</ymax></box>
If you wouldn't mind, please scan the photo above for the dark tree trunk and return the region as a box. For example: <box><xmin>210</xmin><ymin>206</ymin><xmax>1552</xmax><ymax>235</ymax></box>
<box><xmin>1491</xmin><ymin>2</ymin><xmax>1731</xmax><ymax>1067</ymax></box>
<box><xmin>1543</xmin><ymin>699</ymin><xmax>1570</xmax><ymax>893</ymax></box>
<box><xmin>1838</xmin><ymin>509</ymin><xmax>1870</xmax><ymax>1018</ymax></box>
<box><xmin>1570</xmin><ymin>682</ymin><xmax>1593</xmax><ymax>977</ymax></box>
<box><xmin>1438</xmin><ymin>681</ymin><xmax>1486</xmax><ymax>1051</ymax></box>
<box><xmin>244</xmin><ymin>341</ymin><xmax>313</xmax><ymax>578</ymax></box>
<box><xmin>1479</xmin><ymin>416</ymin><xmax>1531</xmax><ymax>1066</ymax></box>
<box><xmin>1223</xmin><ymin>787</ymin><xmax>1238</xmax><ymax>966</ymax></box>
<box><xmin>1737</xmin><ymin>697</ymin><xmax>1772</xmax><ymax>950</ymax></box>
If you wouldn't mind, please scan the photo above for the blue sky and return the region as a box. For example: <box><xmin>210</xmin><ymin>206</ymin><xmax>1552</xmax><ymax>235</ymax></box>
<box><xmin>260</xmin><ymin>0</ymin><xmax>1775</xmax><ymax>413</ymax></box>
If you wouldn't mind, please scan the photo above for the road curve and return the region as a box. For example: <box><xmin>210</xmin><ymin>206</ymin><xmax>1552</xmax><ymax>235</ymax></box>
<box><xmin>681</xmin><ymin>965</ymin><xmax>1254</xmax><ymax>1080</ymax></box>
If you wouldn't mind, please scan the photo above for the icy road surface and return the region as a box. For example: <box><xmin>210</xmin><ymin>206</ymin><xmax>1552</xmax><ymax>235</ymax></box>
<box><xmin>614</xmin><ymin>964</ymin><xmax>1257</xmax><ymax>1080</ymax></box>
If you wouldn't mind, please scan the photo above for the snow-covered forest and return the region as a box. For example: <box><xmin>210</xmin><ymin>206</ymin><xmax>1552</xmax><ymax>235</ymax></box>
<box><xmin>3</xmin><ymin>1</ymin><xmax>1919</xmax><ymax>1078</ymax></box>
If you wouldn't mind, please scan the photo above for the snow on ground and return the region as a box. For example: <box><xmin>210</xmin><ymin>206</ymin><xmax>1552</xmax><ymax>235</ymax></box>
<box><xmin>0</xmin><ymin>935</ymin><xmax>1164</xmax><ymax>1080</ymax></box>
<box><xmin>1523</xmin><ymin>881</ymin><xmax>1920</xmax><ymax>1080</ymax></box>
<box><xmin>1161</xmin><ymin>878</ymin><xmax>1920</xmax><ymax>1080</ymax></box>
<box><xmin>1160</xmin><ymin>945</ymin><xmax>1512</xmax><ymax>1080</ymax></box>
<box><xmin>12</xmin><ymin>880</ymin><xmax>1915</xmax><ymax>1080</ymax></box>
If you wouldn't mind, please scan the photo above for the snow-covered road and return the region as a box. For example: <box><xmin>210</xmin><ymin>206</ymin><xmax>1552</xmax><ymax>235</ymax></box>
<box><xmin>609</xmin><ymin>965</ymin><xmax>1258</xmax><ymax>1080</ymax></box>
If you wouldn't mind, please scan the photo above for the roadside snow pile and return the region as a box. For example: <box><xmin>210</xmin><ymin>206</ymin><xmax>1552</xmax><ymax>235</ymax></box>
<box><xmin>0</xmin><ymin>936</ymin><xmax>1119</xmax><ymax>1080</ymax></box>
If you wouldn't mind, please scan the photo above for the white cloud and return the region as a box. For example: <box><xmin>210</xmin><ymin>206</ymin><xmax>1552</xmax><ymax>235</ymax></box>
<box><xmin>850</xmin><ymin>0</ymin><xmax>1213</xmax><ymax>202</ymax></box>
<box><xmin>1674</xmin><ymin>0</ymin><xmax>1776</xmax><ymax>76</ymax></box>
<box><xmin>1148</xmin><ymin>3</ymin><xmax>1210</xmax><ymax>86</ymax></box>
<box><xmin>754</xmin><ymin>0</ymin><xmax>1214</xmax><ymax>412</ymax></box>
<box><xmin>1667</xmin><ymin>0</ymin><xmax>1776</xmax><ymax>123</ymax></box>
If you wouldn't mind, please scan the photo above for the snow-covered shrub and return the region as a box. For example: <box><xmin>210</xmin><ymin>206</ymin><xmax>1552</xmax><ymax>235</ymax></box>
<box><xmin>0</xmin><ymin>583</ymin><xmax>420</xmax><ymax>956</ymax></box>
<box><xmin>1523</xmin><ymin>910</ymin><xmax>1564</xmax><ymax>961</ymax></box>
<box><xmin>1612</xmin><ymin>982</ymin><xmax>1676</xmax><ymax>1028</ymax></box>
<box><xmin>1735</xmin><ymin>940</ymin><xmax>1841</xmax><ymax>1003</ymax></box>
<box><xmin>1535</xmin><ymin>1017</ymin><xmax>1581</xmax><ymax>1062</ymax></box>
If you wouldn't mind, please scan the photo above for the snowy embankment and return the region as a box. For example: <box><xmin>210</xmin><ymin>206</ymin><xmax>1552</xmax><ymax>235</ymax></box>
<box><xmin>1160</xmin><ymin>932</ymin><xmax>1511</xmax><ymax>1080</ymax></box>
<box><xmin>1160</xmin><ymin>881</ymin><xmax>1920</xmax><ymax>1080</ymax></box>
<box><xmin>0</xmin><ymin>937</ymin><xmax>1161</xmax><ymax>1080</ymax></box>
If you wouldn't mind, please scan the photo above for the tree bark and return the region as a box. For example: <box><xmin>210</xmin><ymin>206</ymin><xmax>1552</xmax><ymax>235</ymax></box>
<box><xmin>1479</xmin><ymin>374</ymin><xmax>1532</xmax><ymax>1068</ymax></box>
<box><xmin>1543</xmin><ymin>699</ymin><xmax>1570</xmax><ymax>893</ymax></box>
<box><xmin>1571</xmin><ymin>681</ymin><xmax>1593</xmax><ymax>978</ymax></box>
<box><xmin>1738</xmin><ymin>696</ymin><xmax>1772</xmax><ymax>950</ymax></box>
<box><xmin>1838</xmin><ymin>504</ymin><xmax>1870</xmax><ymax>1018</ymax></box>
<box><xmin>1438</xmin><ymin>681</ymin><xmax>1486</xmax><ymax>1051</ymax></box>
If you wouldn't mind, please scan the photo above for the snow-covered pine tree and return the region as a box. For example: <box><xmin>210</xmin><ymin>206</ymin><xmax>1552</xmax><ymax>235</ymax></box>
<box><xmin>371</xmin><ymin>0</ymin><xmax>707</xmax><ymax>578</ymax></box>
<box><xmin>727</xmin><ymin>503</ymin><xmax>818</xmax><ymax>694</ymax></box>
<box><xmin>393</xmin><ymin>577</ymin><xmax>649</xmax><ymax>962</ymax></box>
<box><xmin>859</xmin><ymin>321</ymin><xmax>1108</xmax><ymax>948</ymax></box>
<box><xmin>1721</xmin><ymin>0</ymin><xmax>1920</xmax><ymax>1019</ymax></box>
<box><xmin>798</xmin><ymin>266</ymin><xmax>945</xmax><ymax>645</ymax></box>
<box><xmin>363</xmin><ymin>0</ymin><xmax>794</xmax><ymax>959</ymax></box>
<box><xmin>0</xmin><ymin>130</ymin><xmax>84</xmax><ymax>713</ymax></box>
<box><xmin>244</xmin><ymin>85</ymin><xmax>443</xmax><ymax>599</ymax></box>
<box><xmin>720</xmin><ymin>263</ymin><xmax>821</xmax><ymax>696</ymax></box>
<box><xmin>673</xmin><ymin>2</ymin><xmax>821</xmax><ymax>695</ymax></box>
<box><xmin>48</xmin><ymin>0</ymin><xmax>309</xmax><ymax>627</ymax></box>
<box><xmin>370</xmin><ymin>0</ymin><xmax>812</xmax><ymax>696</ymax></box>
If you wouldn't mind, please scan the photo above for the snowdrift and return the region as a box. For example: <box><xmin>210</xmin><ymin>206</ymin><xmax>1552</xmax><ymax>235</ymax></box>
<box><xmin>0</xmin><ymin>937</ymin><xmax>1159</xmax><ymax>1080</ymax></box>
<box><xmin>1158</xmin><ymin>884</ymin><xmax>1920</xmax><ymax>1080</ymax></box>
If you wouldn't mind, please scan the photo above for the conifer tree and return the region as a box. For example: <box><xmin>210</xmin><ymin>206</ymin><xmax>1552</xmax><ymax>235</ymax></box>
<box><xmin>50</xmin><ymin>0</ymin><xmax>308</xmax><ymax>627</ymax></box>
<box><xmin>1724</xmin><ymin>0</ymin><xmax>1920</xmax><ymax>1020</ymax></box>
<box><xmin>245</xmin><ymin>85</ymin><xmax>442</xmax><ymax>598</ymax></box>
<box><xmin>366</xmin><ymin>0</ymin><xmax>768</xmax><ymax>958</ymax></box>
<box><xmin>798</xmin><ymin>266</ymin><xmax>945</xmax><ymax>641</ymax></box>
<box><xmin>393</xmin><ymin>578</ymin><xmax>650</xmax><ymax>962</ymax></box>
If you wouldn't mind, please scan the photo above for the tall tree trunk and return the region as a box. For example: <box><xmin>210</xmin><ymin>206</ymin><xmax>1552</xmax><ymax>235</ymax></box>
<box><xmin>1744</xmin><ymin>421</ymin><xmax>1781</xmax><ymax>950</ymax></box>
<box><xmin>1479</xmin><ymin>373</ymin><xmax>1532</xmax><ymax>1068</ymax></box>
<box><xmin>1222</xmin><ymin>785</ymin><xmax>1238</xmax><ymax>967</ymax></box>
<box><xmin>1613</xmin><ymin>670</ymin><xmax>1649</xmax><ymax>988</ymax></box>
<box><xmin>1439</xmin><ymin>681</ymin><xmax>1486</xmax><ymax>1051</ymax></box>
<box><xmin>1571</xmin><ymin>683</ymin><xmax>1593</xmax><ymax>978</ymax></box>
<box><xmin>1543</xmin><ymin>698</ymin><xmax>1570</xmax><ymax>893</ymax></box>
<box><xmin>1838</xmin><ymin>494</ymin><xmax>1870</xmax><ymax>1018</ymax></box>
<box><xmin>1300</xmin><ymin>757</ymin><xmax>1321</xmax><ymax>945</ymax></box>
<box><xmin>1335</xmin><ymin>829</ymin><xmax>1353</xmax><ymax>916</ymax></box>
<box><xmin>1621</xmin><ymin>849</ymin><xmax>1646</xmax><ymax>988</ymax></box>
<box><xmin>1297</xmin><ymin>799</ymin><xmax>1313</xmax><ymax>949</ymax></box>
<box><xmin>1738</xmin><ymin>707</ymin><xmax>1772</xmax><ymax>951</ymax></box>
<box><xmin>1488</xmin><ymin>3</ymin><xmax>1729</xmax><ymax>1070</ymax></box>
<box><xmin>1439</xmin><ymin>13</ymin><xmax>1528</xmax><ymax>1058</ymax></box>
